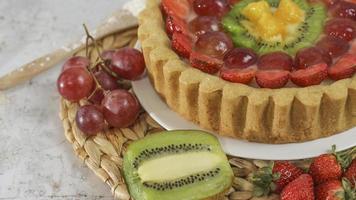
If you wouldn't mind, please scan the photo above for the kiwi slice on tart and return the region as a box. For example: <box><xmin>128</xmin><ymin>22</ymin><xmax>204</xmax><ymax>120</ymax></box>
<box><xmin>123</xmin><ymin>130</ymin><xmax>233</xmax><ymax>200</ymax></box>
<box><xmin>222</xmin><ymin>0</ymin><xmax>327</xmax><ymax>55</ymax></box>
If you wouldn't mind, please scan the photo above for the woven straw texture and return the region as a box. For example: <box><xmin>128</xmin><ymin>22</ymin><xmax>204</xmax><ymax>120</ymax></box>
<box><xmin>59</xmin><ymin>27</ymin><xmax>354</xmax><ymax>200</ymax></box>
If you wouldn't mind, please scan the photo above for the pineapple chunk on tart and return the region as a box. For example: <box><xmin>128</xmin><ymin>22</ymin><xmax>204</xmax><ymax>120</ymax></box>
<box><xmin>138</xmin><ymin>0</ymin><xmax>356</xmax><ymax>143</ymax></box>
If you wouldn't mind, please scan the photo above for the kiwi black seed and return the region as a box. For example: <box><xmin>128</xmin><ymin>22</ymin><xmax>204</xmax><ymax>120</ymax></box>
<box><xmin>132</xmin><ymin>143</ymin><xmax>211</xmax><ymax>169</ymax></box>
<box><xmin>123</xmin><ymin>130</ymin><xmax>233</xmax><ymax>200</ymax></box>
<box><xmin>143</xmin><ymin>168</ymin><xmax>221</xmax><ymax>190</ymax></box>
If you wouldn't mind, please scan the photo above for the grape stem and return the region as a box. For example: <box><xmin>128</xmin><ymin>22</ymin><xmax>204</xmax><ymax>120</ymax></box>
<box><xmin>82</xmin><ymin>24</ymin><xmax>119</xmax><ymax>79</ymax></box>
<box><xmin>82</xmin><ymin>24</ymin><xmax>105</xmax><ymax>99</ymax></box>
<box><xmin>83</xmin><ymin>24</ymin><xmax>104</xmax><ymax>62</ymax></box>
<box><xmin>82</xmin><ymin>24</ymin><xmax>127</xmax><ymax>99</ymax></box>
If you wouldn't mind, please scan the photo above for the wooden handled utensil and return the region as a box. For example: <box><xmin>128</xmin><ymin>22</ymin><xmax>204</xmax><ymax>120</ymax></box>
<box><xmin>0</xmin><ymin>9</ymin><xmax>137</xmax><ymax>91</ymax></box>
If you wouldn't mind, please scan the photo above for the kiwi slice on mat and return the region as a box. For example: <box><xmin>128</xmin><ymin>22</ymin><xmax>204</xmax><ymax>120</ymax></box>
<box><xmin>123</xmin><ymin>130</ymin><xmax>233</xmax><ymax>200</ymax></box>
<box><xmin>222</xmin><ymin>0</ymin><xmax>326</xmax><ymax>55</ymax></box>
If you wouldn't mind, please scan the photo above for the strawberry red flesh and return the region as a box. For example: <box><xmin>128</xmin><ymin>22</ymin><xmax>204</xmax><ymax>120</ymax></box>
<box><xmin>220</xmin><ymin>68</ymin><xmax>256</xmax><ymax>84</ymax></box>
<box><xmin>281</xmin><ymin>174</ymin><xmax>315</xmax><ymax>200</ymax></box>
<box><xmin>255</xmin><ymin>70</ymin><xmax>290</xmax><ymax>89</ymax></box>
<box><xmin>251</xmin><ymin>161</ymin><xmax>303</xmax><ymax>196</ymax></box>
<box><xmin>172</xmin><ymin>33</ymin><xmax>193</xmax><ymax>59</ymax></box>
<box><xmin>309</xmin><ymin>154</ymin><xmax>343</xmax><ymax>185</ymax></box>
<box><xmin>166</xmin><ymin>16</ymin><xmax>189</xmax><ymax>37</ymax></box>
<box><xmin>290</xmin><ymin>63</ymin><xmax>328</xmax><ymax>87</ymax></box>
<box><xmin>315</xmin><ymin>180</ymin><xmax>345</xmax><ymax>200</ymax></box>
<box><xmin>273</xmin><ymin>161</ymin><xmax>304</xmax><ymax>193</ymax></box>
<box><xmin>162</xmin><ymin>0</ymin><xmax>190</xmax><ymax>19</ymax></box>
<box><xmin>190</xmin><ymin>51</ymin><xmax>223</xmax><ymax>74</ymax></box>
<box><xmin>328</xmin><ymin>53</ymin><xmax>356</xmax><ymax>81</ymax></box>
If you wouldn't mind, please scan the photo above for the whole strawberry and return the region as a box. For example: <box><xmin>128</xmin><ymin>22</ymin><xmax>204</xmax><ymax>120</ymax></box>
<box><xmin>315</xmin><ymin>180</ymin><xmax>345</xmax><ymax>200</ymax></box>
<box><xmin>251</xmin><ymin>161</ymin><xmax>303</xmax><ymax>196</ymax></box>
<box><xmin>344</xmin><ymin>159</ymin><xmax>356</xmax><ymax>186</ymax></box>
<box><xmin>273</xmin><ymin>161</ymin><xmax>304</xmax><ymax>193</ymax></box>
<box><xmin>317</xmin><ymin>178</ymin><xmax>356</xmax><ymax>200</ymax></box>
<box><xmin>309</xmin><ymin>153</ymin><xmax>342</xmax><ymax>185</ymax></box>
<box><xmin>281</xmin><ymin>174</ymin><xmax>314</xmax><ymax>200</ymax></box>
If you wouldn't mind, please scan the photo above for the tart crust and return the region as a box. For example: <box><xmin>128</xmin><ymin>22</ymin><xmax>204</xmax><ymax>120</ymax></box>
<box><xmin>138</xmin><ymin>0</ymin><xmax>356</xmax><ymax>143</ymax></box>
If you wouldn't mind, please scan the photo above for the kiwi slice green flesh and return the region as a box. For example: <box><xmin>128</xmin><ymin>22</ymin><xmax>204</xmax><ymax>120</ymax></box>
<box><xmin>222</xmin><ymin>0</ymin><xmax>327</xmax><ymax>55</ymax></box>
<box><xmin>123</xmin><ymin>130</ymin><xmax>233</xmax><ymax>200</ymax></box>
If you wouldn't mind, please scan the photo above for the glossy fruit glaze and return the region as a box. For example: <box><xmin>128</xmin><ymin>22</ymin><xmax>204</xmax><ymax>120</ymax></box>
<box><xmin>162</xmin><ymin>0</ymin><xmax>356</xmax><ymax>89</ymax></box>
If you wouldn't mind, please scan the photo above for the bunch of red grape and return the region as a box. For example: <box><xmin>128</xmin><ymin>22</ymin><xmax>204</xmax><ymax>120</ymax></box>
<box><xmin>57</xmin><ymin>47</ymin><xmax>145</xmax><ymax>135</ymax></box>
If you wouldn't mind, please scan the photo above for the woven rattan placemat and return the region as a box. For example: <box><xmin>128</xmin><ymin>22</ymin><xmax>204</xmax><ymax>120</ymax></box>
<box><xmin>59</xmin><ymin>27</ymin><xmax>353</xmax><ymax>200</ymax></box>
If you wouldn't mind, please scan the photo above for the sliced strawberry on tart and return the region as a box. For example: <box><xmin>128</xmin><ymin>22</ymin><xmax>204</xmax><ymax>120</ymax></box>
<box><xmin>138</xmin><ymin>0</ymin><xmax>356</xmax><ymax>143</ymax></box>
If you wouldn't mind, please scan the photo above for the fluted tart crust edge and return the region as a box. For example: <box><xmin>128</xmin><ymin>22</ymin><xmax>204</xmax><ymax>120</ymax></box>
<box><xmin>137</xmin><ymin>0</ymin><xmax>356</xmax><ymax>144</ymax></box>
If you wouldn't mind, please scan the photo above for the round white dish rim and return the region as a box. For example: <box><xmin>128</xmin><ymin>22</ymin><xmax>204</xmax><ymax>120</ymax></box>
<box><xmin>132</xmin><ymin>42</ymin><xmax>356</xmax><ymax>160</ymax></box>
<box><xmin>132</xmin><ymin>77</ymin><xmax>356</xmax><ymax>160</ymax></box>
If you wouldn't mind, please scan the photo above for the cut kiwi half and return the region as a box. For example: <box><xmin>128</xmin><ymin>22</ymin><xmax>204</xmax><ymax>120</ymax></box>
<box><xmin>123</xmin><ymin>130</ymin><xmax>233</xmax><ymax>200</ymax></box>
<box><xmin>222</xmin><ymin>0</ymin><xmax>326</xmax><ymax>55</ymax></box>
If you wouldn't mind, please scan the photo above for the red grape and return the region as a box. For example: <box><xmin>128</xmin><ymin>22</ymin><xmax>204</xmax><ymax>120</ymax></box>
<box><xmin>88</xmin><ymin>89</ymin><xmax>105</xmax><ymax>105</ymax></box>
<box><xmin>331</xmin><ymin>1</ymin><xmax>356</xmax><ymax>21</ymax></box>
<box><xmin>76</xmin><ymin>105</ymin><xmax>105</xmax><ymax>135</ymax></box>
<box><xmin>102</xmin><ymin>90</ymin><xmax>140</xmax><ymax>128</ymax></box>
<box><xmin>294</xmin><ymin>47</ymin><xmax>332</xmax><ymax>69</ymax></box>
<box><xmin>257</xmin><ymin>52</ymin><xmax>294</xmax><ymax>71</ymax></box>
<box><xmin>94</xmin><ymin>70</ymin><xmax>119</xmax><ymax>91</ymax></box>
<box><xmin>195</xmin><ymin>31</ymin><xmax>233</xmax><ymax>58</ymax></box>
<box><xmin>57</xmin><ymin>68</ymin><xmax>94</xmax><ymax>102</ymax></box>
<box><xmin>314</xmin><ymin>0</ymin><xmax>340</xmax><ymax>8</ymax></box>
<box><xmin>316</xmin><ymin>36</ymin><xmax>350</xmax><ymax>58</ymax></box>
<box><xmin>193</xmin><ymin>0</ymin><xmax>230</xmax><ymax>17</ymax></box>
<box><xmin>325</xmin><ymin>18</ymin><xmax>356</xmax><ymax>42</ymax></box>
<box><xmin>111</xmin><ymin>47</ymin><xmax>146</xmax><ymax>80</ymax></box>
<box><xmin>101</xmin><ymin>50</ymin><xmax>116</xmax><ymax>61</ymax></box>
<box><xmin>224</xmin><ymin>48</ymin><xmax>258</xmax><ymax>69</ymax></box>
<box><xmin>62</xmin><ymin>56</ymin><xmax>90</xmax><ymax>71</ymax></box>
<box><xmin>256</xmin><ymin>70</ymin><xmax>290</xmax><ymax>89</ymax></box>
<box><xmin>189</xmin><ymin>16</ymin><xmax>221</xmax><ymax>36</ymax></box>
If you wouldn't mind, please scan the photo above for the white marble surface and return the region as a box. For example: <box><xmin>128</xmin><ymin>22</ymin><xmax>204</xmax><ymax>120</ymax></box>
<box><xmin>0</xmin><ymin>1</ymin><xmax>132</xmax><ymax>199</ymax></box>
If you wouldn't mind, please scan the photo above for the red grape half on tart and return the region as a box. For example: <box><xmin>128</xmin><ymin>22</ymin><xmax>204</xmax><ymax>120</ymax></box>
<box><xmin>138</xmin><ymin>0</ymin><xmax>356</xmax><ymax>143</ymax></box>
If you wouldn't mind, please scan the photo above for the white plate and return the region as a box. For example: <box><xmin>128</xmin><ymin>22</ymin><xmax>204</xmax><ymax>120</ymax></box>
<box><xmin>132</xmin><ymin>43</ymin><xmax>356</xmax><ymax>160</ymax></box>
<box><xmin>132</xmin><ymin>77</ymin><xmax>356</xmax><ymax>160</ymax></box>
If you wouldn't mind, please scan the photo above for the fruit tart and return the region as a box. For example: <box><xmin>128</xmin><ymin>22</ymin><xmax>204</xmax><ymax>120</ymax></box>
<box><xmin>137</xmin><ymin>0</ymin><xmax>356</xmax><ymax>143</ymax></box>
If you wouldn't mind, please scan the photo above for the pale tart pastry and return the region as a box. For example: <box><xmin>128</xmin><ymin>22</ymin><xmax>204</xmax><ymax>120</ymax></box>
<box><xmin>137</xmin><ymin>0</ymin><xmax>356</xmax><ymax>143</ymax></box>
